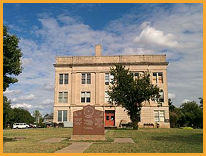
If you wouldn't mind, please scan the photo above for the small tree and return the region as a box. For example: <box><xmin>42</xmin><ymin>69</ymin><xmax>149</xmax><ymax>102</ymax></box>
<box><xmin>33</xmin><ymin>110</ymin><xmax>41</xmax><ymax>124</ymax></box>
<box><xmin>108</xmin><ymin>64</ymin><xmax>160</xmax><ymax>129</ymax></box>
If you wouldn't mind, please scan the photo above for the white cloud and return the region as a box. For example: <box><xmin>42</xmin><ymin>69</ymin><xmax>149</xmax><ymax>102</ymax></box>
<box><xmin>134</xmin><ymin>25</ymin><xmax>179</xmax><ymax>48</ymax></box>
<box><xmin>11</xmin><ymin>103</ymin><xmax>32</xmax><ymax>109</ymax></box>
<box><xmin>21</xmin><ymin>57</ymin><xmax>32</xmax><ymax>66</ymax></box>
<box><xmin>11</xmin><ymin>98</ymin><xmax>17</xmax><ymax>102</ymax></box>
<box><xmin>123</xmin><ymin>47</ymin><xmax>154</xmax><ymax>55</ymax></box>
<box><xmin>42</xmin><ymin>99</ymin><xmax>53</xmax><ymax>105</ymax></box>
<box><xmin>168</xmin><ymin>93</ymin><xmax>176</xmax><ymax>99</ymax></box>
<box><xmin>43</xmin><ymin>83</ymin><xmax>54</xmax><ymax>91</ymax></box>
<box><xmin>11</xmin><ymin>94</ymin><xmax>36</xmax><ymax>103</ymax></box>
<box><xmin>3</xmin><ymin>89</ymin><xmax>21</xmax><ymax>95</ymax></box>
<box><xmin>20</xmin><ymin>94</ymin><xmax>35</xmax><ymax>100</ymax></box>
<box><xmin>182</xmin><ymin>99</ymin><xmax>191</xmax><ymax>103</ymax></box>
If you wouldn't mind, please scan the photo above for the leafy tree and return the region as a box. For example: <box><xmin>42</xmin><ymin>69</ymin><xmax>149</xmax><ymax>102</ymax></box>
<box><xmin>168</xmin><ymin>98</ymin><xmax>180</xmax><ymax>127</ymax></box>
<box><xmin>168</xmin><ymin>98</ymin><xmax>176</xmax><ymax>112</ymax></box>
<box><xmin>108</xmin><ymin>64</ymin><xmax>160</xmax><ymax>129</ymax></box>
<box><xmin>170</xmin><ymin>107</ymin><xmax>185</xmax><ymax>128</ymax></box>
<box><xmin>199</xmin><ymin>97</ymin><xmax>203</xmax><ymax>109</ymax></box>
<box><xmin>33</xmin><ymin>110</ymin><xmax>42</xmax><ymax>124</ymax></box>
<box><xmin>3</xmin><ymin>96</ymin><xmax>13</xmax><ymax>128</ymax></box>
<box><xmin>3</xmin><ymin>97</ymin><xmax>35</xmax><ymax>128</ymax></box>
<box><xmin>3</xmin><ymin>25</ymin><xmax>23</xmax><ymax>91</ymax></box>
<box><xmin>3</xmin><ymin>25</ymin><xmax>23</xmax><ymax>129</ymax></box>
<box><xmin>11</xmin><ymin>108</ymin><xmax>34</xmax><ymax>125</ymax></box>
<box><xmin>169</xmin><ymin>111</ymin><xmax>178</xmax><ymax>128</ymax></box>
<box><xmin>180</xmin><ymin>101</ymin><xmax>203</xmax><ymax>128</ymax></box>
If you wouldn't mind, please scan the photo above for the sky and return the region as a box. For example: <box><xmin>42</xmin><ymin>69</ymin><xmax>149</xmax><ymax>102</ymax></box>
<box><xmin>3</xmin><ymin>3</ymin><xmax>203</xmax><ymax>115</ymax></box>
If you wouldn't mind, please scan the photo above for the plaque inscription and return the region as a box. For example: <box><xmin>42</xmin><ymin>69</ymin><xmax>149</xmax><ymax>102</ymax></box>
<box><xmin>73</xmin><ymin>105</ymin><xmax>104</xmax><ymax>135</ymax></box>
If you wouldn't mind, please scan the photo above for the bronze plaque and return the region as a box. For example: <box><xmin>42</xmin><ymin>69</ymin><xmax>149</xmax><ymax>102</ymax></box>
<box><xmin>73</xmin><ymin>105</ymin><xmax>104</xmax><ymax>135</ymax></box>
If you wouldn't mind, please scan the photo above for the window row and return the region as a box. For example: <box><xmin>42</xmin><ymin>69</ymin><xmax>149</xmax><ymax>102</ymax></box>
<box><xmin>58</xmin><ymin>91</ymin><xmax>107</xmax><ymax>103</ymax></box>
<box><xmin>58</xmin><ymin>91</ymin><xmax>164</xmax><ymax>104</ymax></box>
<box><xmin>59</xmin><ymin>72</ymin><xmax>164</xmax><ymax>85</ymax></box>
<box><xmin>57</xmin><ymin>110</ymin><xmax>166</xmax><ymax>123</ymax></box>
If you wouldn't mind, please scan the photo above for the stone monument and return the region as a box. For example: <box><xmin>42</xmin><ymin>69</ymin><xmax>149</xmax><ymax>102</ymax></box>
<box><xmin>71</xmin><ymin>105</ymin><xmax>105</xmax><ymax>140</ymax></box>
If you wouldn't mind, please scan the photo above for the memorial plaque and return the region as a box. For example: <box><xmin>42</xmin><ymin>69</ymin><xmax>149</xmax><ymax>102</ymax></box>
<box><xmin>73</xmin><ymin>105</ymin><xmax>104</xmax><ymax>136</ymax></box>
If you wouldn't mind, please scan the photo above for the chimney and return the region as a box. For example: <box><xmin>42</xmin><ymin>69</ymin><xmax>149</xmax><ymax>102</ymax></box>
<box><xmin>95</xmin><ymin>44</ymin><xmax>102</xmax><ymax>56</ymax></box>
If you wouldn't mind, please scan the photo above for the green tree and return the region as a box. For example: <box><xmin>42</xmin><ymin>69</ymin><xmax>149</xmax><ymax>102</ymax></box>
<box><xmin>3</xmin><ymin>25</ymin><xmax>23</xmax><ymax>91</ymax></box>
<box><xmin>12</xmin><ymin>108</ymin><xmax>35</xmax><ymax>125</ymax></box>
<box><xmin>199</xmin><ymin>97</ymin><xmax>203</xmax><ymax>109</ymax></box>
<box><xmin>180</xmin><ymin>101</ymin><xmax>203</xmax><ymax>128</ymax></box>
<box><xmin>108</xmin><ymin>64</ymin><xmax>160</xmax><ymax>129</ymax></box>
<box><xmin>168</xmin><ymin>98</ymin><xmax>179</xmax><ymax>128</ymax></box>
<box><xmin>168</xmin><ymin>98</ymin><xmax>176</xmax><ymax>112</ymax></box>
<box><xmin>3</xmin><ymin>96</ymin><xmax>13</xmax><ymax>128</ymax></box>
<box><xmin>3</xmin><ymin>25</ymin><xmax>23</xmax><ymax>129</ymax></box>
<box><xmin>170</xmin><ymin>107</ymin><xmax>185</xmax><ymax>128</ymax></box>
<box><xmin>169</xmin><ymin>111</ymin><xmax>178</xmax><ymax>128</ymax></box>
<box><xmin>33</xmin><ymin>110</ymin><xmax>42</xmax><ymax>124</ymax></box>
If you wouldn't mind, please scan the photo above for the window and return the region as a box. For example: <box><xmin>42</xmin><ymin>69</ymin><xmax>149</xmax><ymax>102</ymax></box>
<box><xmin>82</xmin><ymin>73</ymin><xmax>91</xmax><ymax>84</ymax></box>
<box><xmin>105</xmin><ymin>73</ymin><xmax>114</xmax><ymax>85</ymax></box>
<box><xmin>154</xmin><ymin>110</ymin><xmax>165</xmax><ymax>122</ymax></box>
<box><xmin>64</xmin><ymin>74</ymin><xmax>68</xmax><ymax>84</ymax></box>
<box><xmin>59</xmin><ymin>74</ymin><xmax>68</xmax><ymax>84</ymax></box>
<box><xmin>159</xmin><ymin>91</ymin><xmax>164</xmax><ymax>103</ymax></box>
<box><xmin>81</xmin><ymin>92</ymin><xmax>91</xmax><ymax>103</ymax></box>
<box><xmin>133</xmin><ymin>71</ymin><xmax>144</xmax><ymax>79</ymax></box>
<box><xmin>58</xmin><ymin>110</ymin><xmax>67</xmax><ymax>122</ymax></box>
<box><xmin>155</xmin><ymin>90</ymin><xmax>164</xmax><ymax>106</ymax></box>
<box><xmin>105</xmin><ymin>73</ymin><xmax>109</xmax><ymax>85</ymax></box>
<box><xmin>105</xmin><ymin>91</ymin><xmax>110</xmax><ymax>102</ymax></box>
<box><xmin>152</xmin><ymin>72</ymin><xmax>163</xmax><ymax>83</ymax></box>
<box><xmin>58</xmin><ymin>92</ymin><xmax>68</xmax><ymax>103</ymax></box>
<box><xmin>134</xmin><ymin>72</ymin><xmax>139</xmax><ymax>78</ymax></box>
<box><xmin>59</xmin><ymin>74</ymin><xmax>63</xmax><ymax>84</ymax></box>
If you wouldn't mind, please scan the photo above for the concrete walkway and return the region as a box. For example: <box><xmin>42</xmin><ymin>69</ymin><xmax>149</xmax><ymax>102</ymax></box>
<box><xmin>40</xmin><ymin>138</ymin><xmax>67</xmax><ymax>143</ymax></box>
<box><xmin>113</xmin><ymin>138</ymin><xmax>135</xmax><ymax>143</ymax></box>
<box><xmin>55</xmin><ymin>142</ymin><xmax>92</xmax><ymax>153</ymax></box>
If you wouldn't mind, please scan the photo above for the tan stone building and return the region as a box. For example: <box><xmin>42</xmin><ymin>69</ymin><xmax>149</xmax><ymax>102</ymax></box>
<box><xmin>53</xmin><ymin>45</ymin><xmax>170</xmax><ymax>128</ymax></box>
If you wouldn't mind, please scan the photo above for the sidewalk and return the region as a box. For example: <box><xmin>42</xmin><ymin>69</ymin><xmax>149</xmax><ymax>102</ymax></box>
<box><xmin>55</xmin><ymin>142</ymin><xmax>92</xmax><ymax>153</ymax></box>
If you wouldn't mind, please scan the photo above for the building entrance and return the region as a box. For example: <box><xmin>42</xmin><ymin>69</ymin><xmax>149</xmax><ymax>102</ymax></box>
<box><xmin>105</xmin><ymin>110</ymin><xmax>115</xmax><ymax>127</ymax></box>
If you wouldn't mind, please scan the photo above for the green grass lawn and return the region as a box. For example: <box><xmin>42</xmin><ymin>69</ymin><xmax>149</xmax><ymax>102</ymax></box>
<box><xmin>85</xmin><ymin>128</ymin><xmax>203</xmax><ymax>153</ymax></box>
<box><xmin>3</xmin><ymin>128</ymin><xmax>72</xmax><ymax>153</ymax></box>
<box><xmin>3</xmin><ymin>128</ymin><xmax>203</xmax><ymax>153</ymax></box>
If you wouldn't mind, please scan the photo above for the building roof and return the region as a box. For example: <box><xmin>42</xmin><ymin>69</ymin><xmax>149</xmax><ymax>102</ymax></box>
<box><xmin>54</xmin><ymin>55</ymin><xmax>168</xmax><ymax>67</ymax></box>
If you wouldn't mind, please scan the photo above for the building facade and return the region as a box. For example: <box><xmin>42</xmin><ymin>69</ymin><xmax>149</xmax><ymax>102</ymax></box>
<box><xmin>53</xmin><ymin>45</ymin><xmax>170</xmax><ymax>128</ymax></box>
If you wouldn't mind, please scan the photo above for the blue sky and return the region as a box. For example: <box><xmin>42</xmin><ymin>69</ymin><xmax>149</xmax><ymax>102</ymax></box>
<box><xmin>3</xmin><ymin>3</ymin><xmax>203</xmax><ymax>115</ymax></box>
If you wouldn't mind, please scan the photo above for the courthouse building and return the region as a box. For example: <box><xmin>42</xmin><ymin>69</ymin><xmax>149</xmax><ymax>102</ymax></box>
<box><xmin>53</xmin><ymin>45</ymin><xmax>170</xmax><ymax>128</ymax></box>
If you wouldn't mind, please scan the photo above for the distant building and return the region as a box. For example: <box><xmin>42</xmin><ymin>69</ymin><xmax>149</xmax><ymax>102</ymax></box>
<box><xmin>43</xmin><ymin>113</ymin><xmax>53</xmax><ymax>126</ymax></box>
<box><xmin>53</xmin><ymin>45</ymin><xmax>170</xmax><ymax>128</ymax></box>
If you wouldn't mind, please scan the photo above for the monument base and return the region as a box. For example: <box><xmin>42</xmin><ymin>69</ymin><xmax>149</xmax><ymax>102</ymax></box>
<box><xmin>71</xmin><ymin>135</ymin><xmax>105</xmax><ymax>141</ymax></box>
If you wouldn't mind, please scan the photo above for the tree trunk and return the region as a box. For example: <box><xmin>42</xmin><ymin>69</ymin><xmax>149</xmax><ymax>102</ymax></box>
<box><xmin>132</xmin><ymin>120</ymin><xmax>139</xmax><ymax>130</ymax></box>
<box><xmin>130</xmin><ymin>115</ymin><xmax>139</xmax><ymax>130</ymax></box>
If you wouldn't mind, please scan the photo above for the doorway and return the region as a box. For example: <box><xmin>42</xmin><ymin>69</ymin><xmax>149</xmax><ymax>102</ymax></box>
<box><xmin>105</xmin><ymin>110</ymin><xmax>115</xmax><ymax>127</ymax></box>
